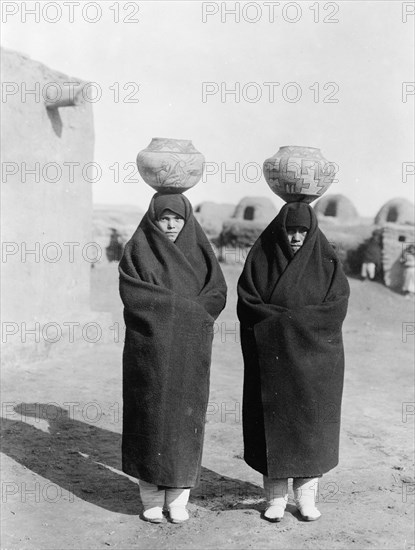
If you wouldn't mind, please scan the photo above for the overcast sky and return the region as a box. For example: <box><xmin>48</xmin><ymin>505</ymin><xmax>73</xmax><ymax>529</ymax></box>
<box><xmin>2</xmin><ymin>0</ymin><xmax>414</xmax><ymax>216</ymax></box>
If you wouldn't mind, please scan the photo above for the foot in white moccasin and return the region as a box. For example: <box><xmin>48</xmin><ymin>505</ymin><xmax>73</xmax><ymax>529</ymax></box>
<box><xmin>142</xmin><ymin>506</ymin><xmax>164</xmax><ymax>523</ymax></box>
<box><xmin>139</xmin><ymin>480</ymin><xmax>165</xmax><ymax>523</ymax></box>
<box><xmin>293</xmin><ymin>477</ymin><xmax>321</xmax><ymax>521</ymax></box>
<box><xmin>168</xmin><ymin>506</ymin><xmax>190</xmax><ymax>523</ymax></box>
<box><xmin>296</xmin><ymin>504</ymin><xmax>321</xmax><ymax>521</ymax></box>
<box><xmin>165</xmin><ymin>488</ymin><xmax>190</xmax><ymax>523</ymax></box>
<box><xmin>263</xmin><ymin>476</ymin><xmax>288</xmax><ymax>522</ymax></box>
<box><xmin>264</xmin><ymin>503</ymin><xmax>286</xmax><ymax>522</ymax></box>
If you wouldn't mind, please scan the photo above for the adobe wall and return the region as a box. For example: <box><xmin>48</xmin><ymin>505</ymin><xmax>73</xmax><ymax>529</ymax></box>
<box><xmin>381</xmin><ymin>224</ymin><xmax>415</xmax><ymax>289</ymax></box>
<box><xmin>1</xmin><ymin>48</ymin><xmax>94</xmax><ymax>324</ymax></box>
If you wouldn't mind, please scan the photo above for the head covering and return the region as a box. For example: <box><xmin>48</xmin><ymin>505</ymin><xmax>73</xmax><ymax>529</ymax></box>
<box><xmin>153</xmin><ymin>194</ymin><xmax>187</xmax><ymax>220</ymax></box>
<box><xmin>121</xmin><ymin>192</ymin><xmax>224</xmax><ymax>294</ymax></box>
<box><xmin>285</xmin><ymin>202</ymin><xmax>312</xmax><ymax>229</ymax></box>
<box><xmin>238</xmin><ymin>201</ymin><xmax>337</xmax><ymax>305</ymax></box>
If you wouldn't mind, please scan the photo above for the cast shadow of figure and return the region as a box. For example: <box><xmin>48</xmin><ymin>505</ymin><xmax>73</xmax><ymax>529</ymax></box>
<box><xmin>1</xmin><ymin>403</ymin><xmax>274</xmax><ymax>517</ymax></box>
<box><xmin>1</xmin><ymin>403</ymin><xmax>139</xmax><ymax>514</ymax></box>
<box><xmin>191</xmin><ymin>467</ymin><xmax>264</xmax><ymax>512</ymax></box>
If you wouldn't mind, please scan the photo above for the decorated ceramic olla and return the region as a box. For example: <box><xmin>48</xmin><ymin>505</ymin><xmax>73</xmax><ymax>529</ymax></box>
<box><xmin>263</xmin><ymin>145</ymin><xmax>336</xmax><ymax>203</ymax></box>
<box><xmin>136</xmin><ymin>138</ymin><xmax>205</xmax><ymax>194</ymax></box>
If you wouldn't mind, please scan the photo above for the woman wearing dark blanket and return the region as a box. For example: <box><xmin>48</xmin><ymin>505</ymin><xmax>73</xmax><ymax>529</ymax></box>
<box><xmin>119</xmin><ymin>193</ymin><xmax>227</xmax><ymax>524</ymax></box>
<box><xmin>237</xmin><ymin>202</ymin><xmax>349</xmax><ymax>522</ymax></box>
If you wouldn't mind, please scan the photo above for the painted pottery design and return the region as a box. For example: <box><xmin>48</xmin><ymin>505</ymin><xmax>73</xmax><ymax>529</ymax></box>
<box><xmin>136</xmin><ymin>138</ymin><xmax>205</xmax><ymax>193</ymax></box>
<box><xmin>263</xmin><ymin>146</ymin><xmax>336</xmax><ymax>203</ymax></box>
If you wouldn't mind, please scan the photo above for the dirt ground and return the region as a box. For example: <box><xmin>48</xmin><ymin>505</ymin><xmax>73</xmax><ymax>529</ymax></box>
<box><xmin>1</xmin><ymin>262</ymin><xmax>414</xmax><ymax>550</ymax></box>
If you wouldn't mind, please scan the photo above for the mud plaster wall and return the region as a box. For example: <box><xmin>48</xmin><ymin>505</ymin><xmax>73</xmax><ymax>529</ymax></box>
<box><xmin>381</xmin><ymin>224</ymin><xmax>415</xmax><ymax>289</ymax></box>
<box><xmin>1</xmin><ymin>48</ymin><xmax>94</xmax><ymax>322</ymax></box>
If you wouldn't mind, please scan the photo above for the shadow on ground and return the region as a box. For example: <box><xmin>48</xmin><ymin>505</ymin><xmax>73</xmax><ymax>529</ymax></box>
<box><xmin>1</xmin><ymin>403</ymin><xmax>264</xmax><ymax>515</ymax></box>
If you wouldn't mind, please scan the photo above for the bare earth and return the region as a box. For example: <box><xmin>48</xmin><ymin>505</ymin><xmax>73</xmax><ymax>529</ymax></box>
<box><xmin>1</xmin><ymin>263</ymin><xmax>414</xmax><ymax>550</ymax></box>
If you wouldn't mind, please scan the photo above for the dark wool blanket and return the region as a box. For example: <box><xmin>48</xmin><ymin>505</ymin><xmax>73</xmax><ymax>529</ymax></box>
<box><xmin>119</xmin><ymin>194</ymin><xmax>227</xmax><ymax>487</ymax></box>
<box><xmin>237</xmin><ymin>203</ymin><xmax>349</xmax><ymax>478</ymax></box>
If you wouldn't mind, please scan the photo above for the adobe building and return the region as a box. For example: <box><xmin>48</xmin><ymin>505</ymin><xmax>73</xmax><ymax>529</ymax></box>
<box><xmin>374</xmin><ymin>198</ymin><xmax>414</xmax><ymax>226</ymax></box>
<box><xmin>218</xmin><ymin>196</ymin><xmax>278</xmax><ymax>261</ymax></box>
<box><xmin>194</xmin><ymin>201</ymin><xmax>235</xmax><ymax>239</ymax></box>
<box><xmin>379</xmin><ymin>224</ymin><xmax>415</xmax><ymax>289</ymax></box>
<box><xmin>314</xmin><ymin>194</ymin><xmax>360</xmax><ymax>224</ymax></box>
<box><xmin>371</xmin><ymin>198</ymin><xmax>414</xmax><ymax>290</ymax></box>
<box><xmin>1</xmin><ymin>48</ymin><xmax>96</xmax><ymax>358</ymax></box>
<box><xmin>92</xmin><ymin>204</ymin><xmax>144</xmax><ymax>264</ymax></box>
<box><xmin>232</xmin><ymin>196</ymin><xmax>277</xmax><ymax>223</ymax></box>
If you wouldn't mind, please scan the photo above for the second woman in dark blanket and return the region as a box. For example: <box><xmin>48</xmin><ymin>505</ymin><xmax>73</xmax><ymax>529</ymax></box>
<box><xmin>119</xmin><ymin>193</ymin><xmax>227</xmax><ymax>524</ymax></box>
<box><xmin>237</xmin><ymin>202</ymin><xmax>349</xmax><ymax>522</ymax></box>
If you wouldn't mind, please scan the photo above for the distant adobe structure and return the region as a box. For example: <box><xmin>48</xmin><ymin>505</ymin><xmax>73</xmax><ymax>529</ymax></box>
<box><xmin>1</xmin><ymin>48</ymin><xmax>98</xmax><ymax>360</ymax></box>
<box><xmin>379</xmin><ymin>224</ymin><xmax>415</xmax><ymax>289</ymax></box>
<box><xmin>93</xmin><ymin>205</ymin><xmax>144</xmax><ymax>264</ymax></box>
<box><xmin>232</xmin><ymin>196</ymin><xmax>277</xmax><ymax>223</ymax></box>
<box><xmin>194</xmin><ymin>201</ymin><xmax>235</xmax><ymax>239</ymax></box>
<box><xmin>371</xmin><ymin>198</ymin><xmax>414</xmax><ymax>289</ymax></box>
<box><xmin>374</xmin><ymin>198</ymin><xmax>414</xmax><ymax>226</ymax></box>
<box><xmin>314</xmin><ymin>194</ymin><xmax>359</xmax><ymax>224</ymax></box>
<box><xmin>218</xmin><ymin>197</ymin><xmax>278</xmax><ymax>261</ymax></box>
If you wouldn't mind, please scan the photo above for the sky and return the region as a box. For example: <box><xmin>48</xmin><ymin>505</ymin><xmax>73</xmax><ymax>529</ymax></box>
<box><xmin>2</xmin><ymin>0</ymin><xmax>414</xmax><ymax>216</ymax></box>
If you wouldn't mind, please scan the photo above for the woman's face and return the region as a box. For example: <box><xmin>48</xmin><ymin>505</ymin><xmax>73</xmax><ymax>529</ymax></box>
<box><xmin>286</xmin><ymin>225</ymin><xmax>308</xmax><ymax>254</ymax></box>
<box><xmin>156</xmin><ymin>209</ymin><xmax>185</xmax><ymax>242</ymax></box>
